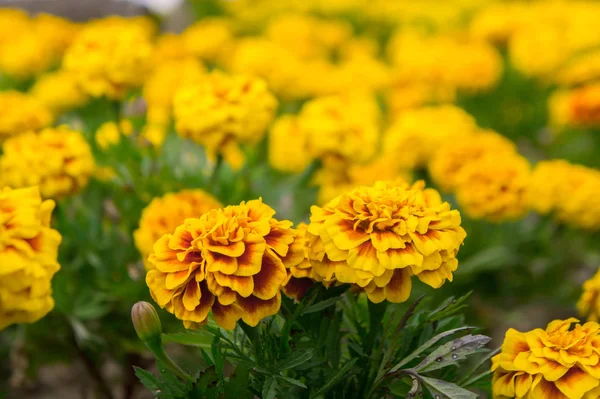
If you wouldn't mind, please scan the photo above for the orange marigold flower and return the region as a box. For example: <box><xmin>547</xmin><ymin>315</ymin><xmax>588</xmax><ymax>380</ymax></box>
<box><xmin>282</xmin><ymin>223</ymin><xmax>317</xmax><ymax>301</ymax></box>
<box><xmin>579</xmin><ymin>268</ymin><xmax>600</xmax><ymax>322</ymax></box>
<box><xmin>454</xmin><ymin>153</ymin><xmax>531</xmax><ymax>222</ymax></box>
<box><xmin>146</xmin><ymin>199</ymin><xmax>301</xmax><ymax>329</ymax></box>
<box><xmin>0</xmin><ymin>186</ymin><xmax>61</xmax><ymax>330</ymax></box>
<box><xmin>307</xmin><ymin>180</ymin><xmax>466</xmax><ymax>303</ymax></box>
<box><xmin>549</xmin><ymin>83</ymin><xmax>600</xmax><ymax>128</ymax></box>
<box><xmin>492</xmin><ymin>319</ymin><xmax>600</xmax><ymax>399</ymax></box>
<box><xmin>429</xmin><ymin>130</ymin><xmax>517</xmax><ymax>193</ymax></box>
<box><xmin>134</xmin><ymin>189</ymin><xmax>222</xmax><ymax>270</ymax></box>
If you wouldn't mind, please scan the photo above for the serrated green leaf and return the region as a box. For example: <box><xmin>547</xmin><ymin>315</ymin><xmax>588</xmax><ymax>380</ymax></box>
<box><xmin>277</xmin><ymin>349</ymin><xmax>315</xmax><ymax>370</ymax></box>
<box><xmin>224</xmin><ymin>364</ymin><xmax>253</xmax><ymax>399</ymax></box>
<box><xmin>313</xmin><ymin>358</ymin><xmax>358</xmax><ymax>397</ymax></box>
<box><xmin>388</xmin><ymin>327</ymin><xmax>474</xmax><ymax>373</ymax></box>
<box><xmin>416</xmin><ymin>334</ymin><xmax>491</xmax><ymax>373</ymax></box>
<box><xmin>262</xmin><ymin>377</ymin><xmax>279</xmax><ymax>399</ymax></box>
<box><xmin>157</xmin><ymin>360</ymin><xmax>190</xmax><ymax>397</ymax></box>
<box><xmin>303</xmin><ymin>296</ymin><xmax>342</xmax><ymax>314</ymax></box>
<box><xmin>133</xmin><ymin>367</ymin><xmax>159</xmax><ymax>391</ymax></box>
<box><xmin>420</xmin><ymin>376</ymin><xmax>478</xmax><ymax>399</ymax></box>
<box><xmin>162</xmin><ymin>330</ymin><xmax>214</xmax><ymax>348</ymax></box>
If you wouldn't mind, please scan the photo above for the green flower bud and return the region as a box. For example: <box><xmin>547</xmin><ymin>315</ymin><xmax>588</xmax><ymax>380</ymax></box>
<box><xmin>131</xmin><ymin>301</ymin><xmax>162</xmax><ymax>343</ymax></box>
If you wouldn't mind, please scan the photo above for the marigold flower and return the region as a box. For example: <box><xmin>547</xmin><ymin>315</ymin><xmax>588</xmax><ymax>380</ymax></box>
<box><xmin>454</xmin><ymin>153</ymin><xmax>531</xmax><ymax>222</ymax></box>
<box><xmin>173</xmin><ymin>71</ymin><xmax>277</xmax><ymax>170</ymax></box>
<box><xmin>429</xmin><ymin>130</ymin><xmax>517</xmax><ymax>192</ymax></box>
<box><xmin>182</xmin><ymin>18</ymin><xmax>234</xmax><ymax>64</ymax></box>
<box><xmin>0</xmin><ymin>186</ymin><xmax>61</xmax><ymax>331</ymax></box>
<box><xmin>95</xmin><ymin>120</ymin><xmax>134</xmax><ymax>150</ymax></box>
<box><xmin>146</xmin><ymin>199</ymin><xmax>302</xmax><ymax>329</ymax></box>
<box><xmin>298</xmin><ymin>94</ymin><xmax>380</xmax><ymax>167</ymax></box>
<box><xmin>0</xmin><ymin>126</ymin><xmax>95</xmax><ymax>199</ymax></box>
<box><xmin>29</xmin><ymin>70</ymin><xmax>89</xmax><ymax>117</ymax></box>
<box><xmin>385</xmin><ymin>82</ymin><xmax>456</xmax><ymax>116</ymax></box>
<box><xmin>555</xmin><ymin>50</ymin><xmax>600</xmax><ymax>87</ymax></box>
<box><xmin>526</xmin><ymin>160</ymin><xmax>600</xmax><ymax>230</ymax></box>
<box><xmin>549</xmin><ymin>83</ymin><xmax>600</xmax><ymax>127</ymax></box>
<box><xmin>469</xmin><ymin>3</ymin><xmax>530</xmax><ymax>45</ymax></box>
<box><xmin>382</xmin><ymin>105</ymin><xmax>479</xmax><ymax>169</ymax></box>
<box><xmin>579</xmin><ymin>268</ymin><xmax>600</xmax><ymax>322</ymax></box>
<box><xmin>492</xmin><ymin>319</ymin><xmax>600</xmax><ymax>399</ymax></box>
<box><xmin>63</xmin><ymin>16</ymin><xmax>154</xmax><ymax>99</ymax></box>
<box><xmin>282</xmin><ymin>223</ymin><xmax>317</xmax><ymax>301</ymax></box>
<box><xmin>307</xmin><ymin>180</ymin><xmax>466</xmax><ymax>303</ymax></box>
<box><xmin>0</xmin><ymin>91</ymin><xmax>53</xmax><ymax>141</ymax></box>
<box><xmin>151</xmin><ymin>33</ymin><xmax>190</xmax><ymax>63</ymax></box>
<box><xmin>268</xmin><ymin>115</ymin><xmax>313</xmax><ymax>174</ymax></box>
<box><xmin>134</xmin><ymin>189</ymin><xmax>222</xmax><ymax>270</ymax></box>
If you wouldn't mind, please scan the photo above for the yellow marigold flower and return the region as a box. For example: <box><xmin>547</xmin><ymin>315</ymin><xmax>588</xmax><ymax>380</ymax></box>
<box><xmin>526</xmin><ymin>160</ymin><xmax>600</xmax><ymax>230</ymax></box>
<box><xmin>579</xmin><ymin>268</ymin><xmax>600</xmax><ymax>322</ymax></box>
<box><xmin>491</xmin><ymin>319</ymin><xmax>600</xmax><ymax>399</ymax></box>
<box><xmin>182</xmin><ymin>18</ymin><xmax>234</xmax><ymax>64</ymax></box>
<box><xmin>140</xmin><ymin>124</ymin><xmax>168</xmax><ymax>149</ymax></box>
<box><xmin>268</xmin><ymin>115</ymin><xmax>313</xmax><ymax>174</ymax></box>
<box><xmin>0</xmin><ymin>186</ymin><xmax>61</xmax><ymax>331</ymax></box>
<box><xmin>134</xmin><ymin>189</ymin><xmax>222</xmax><ymax>270</ymax></box>
<box><xmin>469</xmin><ymin>3</ymin><xmax>530</xmax><ymax>45</ymax></box>
<box><xmin>30</xmin><ymin>70</ymin><xmax>89</xmax><ymax>117</ymax></box>
<box><xmin>555</xmin><ymin>50</ymin><xmax>600</xmax><ymax>86</ymax></box>
<box><xmin>386</xmin><ymin>82</ymin><xmax>456</xmax><ymax>116</ymax></box>
<box><xmin>282</xmin><ymin>223</ymin><xmax>316</xmax><ymax>301</ymax></box>
<box><xmin>173</xmin><ymin>71</ymin><xmax>277</xmax><ymax>170</ymax></box>
<box><xmin>454</xmin><ymin>153</ymin><xmax>531</xmax><ymax>222</ymax></box>
<box><xmin>0</xmin><ymin>126</ymin><xmax>95</xmax><ymax>199</ymax></box>
<box><xmin>63</xmin><ymin>16</ymin><xmax>154</xmax><ymax>99</ymax></box>
<box><xmin>151</xmin><ymin>33</ymin><xmax>190</xmax><ymax>63</ymax></box>
<box><xmin>143</xmin><ymin>57</ymin><xmax>206</xmax><ymax>126</ymax></box>
<box><xmin>429</xmin><ymin>130</ymin><xmax>517</xmax><ymax>192</ymax></box>
<box><xmin>298</xmin><ymin>94</ymin><xmax>380</xmax><ymax>166</ymax></box>
<box><xmin>0</xmin><ymin>91</ymin><xmax>53</xmax><ymax>141</ymax></box>
<box><xmin>146</xmin><ymin>199</ymin><xmax>302</xmax><ymax>329</ymax></box>
<box><xmin>382</xmin><ymin>105</ymin><xmax>479</xmax><ymax>169</ymax></box>
<box><xmin>307</xmin><ymin>180</ymin><xmax>466</xmax><ymax>303</ymax></box>
<box><xmin>549</xmin><ymin>83</ymin><xmax>600</xmax><ymax>127</ymax></box>
<box><xmin>95</xmin><ymin>120</ymin><xmax>134</xmax><ymax>150</ymax></box>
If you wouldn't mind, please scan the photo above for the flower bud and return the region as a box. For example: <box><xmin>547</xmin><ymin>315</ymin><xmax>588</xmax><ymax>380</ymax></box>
<box><xmin>131</xmin><ymin>301</ymin><xmax>162</xmax><ymax>343</ymax></box>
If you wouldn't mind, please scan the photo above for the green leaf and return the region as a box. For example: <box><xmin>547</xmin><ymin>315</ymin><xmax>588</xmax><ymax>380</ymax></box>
<box><xmin>262</xmin><ymin>376</ymin><xmax>279</xmax><ymax>399</ymax></box>
<box><xmin>133</xmin><ymin>367</ymin><xmax>160</xmax><ymax>391</ymax></box>
<box><xmin>313</xmin><ymin>358</ymin><xmax>358</xmax><ymax>397</ymax></box>
<box><xmin>277</xmin><ymin>349</ymin><xmax>315</xmax><ymax>370</ymax></box>
<box><xmin>416</xmin><ymin>334</ymin><xmax>492</xmax><ymax>373</ymax></box>
<box><xmin>427</xmin><ymin>292</ymin><xmax>472</xmax><ymax>323</ymax></box>
<box><xmin>420</xmin><ymin>376</ymin><xmax>478</xmax><ymax>399</ymax></box>
<box><xmin>224</xmin><ymin>364</ymin><xmax>253</xmax><ymax>399</ymax></box>
<box><xmin>302</xmin><ymin>296</ymin><xmax>342</xmax><ymax>314</ymax></box>
<box><xmin>457</xmin><ymin>347</ymin><xmax>500</xmax><ymax>386</ymax></box>
<box><xmin>162</xmin><ymin>330</ymin><xmax>214</xmax><ymax>348</ymax></box>
<box><xmin>276</xmin><ymin>375</ymin><xmax>307</xmax><ymax>389</ymax></box>
<box><xmin>156</xmin><ymin>360</ymin><xmax>190</xmax><ymax>397</ymax></box>
<box><xmin>388</xmin><ymin>327</ymin><xmax>474</xmax><ymax>373</ymax></box>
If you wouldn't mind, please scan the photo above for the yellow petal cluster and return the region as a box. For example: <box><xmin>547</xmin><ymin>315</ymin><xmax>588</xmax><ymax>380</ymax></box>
<box><xmin>454</xmin><ymin>153</ymin><xmax>531</xmax><ymax>222</ymax></box>
<box><xmin>0</xmin><ymin>91</ymin><xmax>53</xmax><ymax>141</ymax></box>
<box><xmin>578</xmin><ymin>268</ymin><xmax>600</xmax><ymax>322</ymax></box>
<box><xmin>95</xmin><ymin>120</ymin><xmax>134</xmax><ymax>150</ymax></box>
<box><xmin>0</xmin><ymin>126</ymin><xmax>95</xmax><ymax>199</ymax></box>
<box><xmin>29</xmin><ymin>70</ymin><xmax>89</xmax><ymax>117</ymax></box>
<box><xmin>268</xmin><ymin>115</ymin><xmax>313</xmax><ymax>174</ymax></box>
<box><xmin>63</xmin><ymin>16</ymin><xmax>154</xmax><ymax>99</ymax></box>
<box><xmin>382</xmin><ymin>105</ymin><xmax>480</xmax><ymax>169</ymax></box>
<box><xmin>549</xmin><ymin>83</ymin><xmax>600</xmax><ymax>128</ymax></box>
<box><xmin>173</xmin><ymin>71</ymin><xmax>277</xmax><ymax>170</ymax></box>
<box><xmin>0</xmin><ymin>11</ymin><xmax>78</xmax><ymax>79</ymax></box>
<box><xmin>282</xmin><ymin>223</ymin><xmax>318</xmax><ymax>301</ymax></box>
<box><xmin>429</xmin><ymin>130</ymin><xmax>517</xmax><ymax>193</ymax></box>
<box><xmin>146</xmin><ymin>199</ymin><xmax>302</xmax><ymax>329</ymax></box>
<box><xmin>492</xmin><ymin>319</ymin><xmax>600</xmax><ymax>399</ymax></box>
<box><xmin>526</xmin><ymin>160</ymin><xmax>600</xmax><ymax>230</ymax></box>
<box><xmin>0</xmin><ymin>186</ymin><xmax>61</xmax><ymax>331</ymax></box>
<box><xmin>134</xmin><ymin>189</ymin><xmax>222</xmax><ymax>270</ymax></box>
<box><xmin>182</xmin><ymin>18</ymin><xmax>235</xmax><ymax>64</ymax></box>
<box><xmin>307</xmin><ymin>180</ymin><xmax>466</xmax><ymax>303</ymax></box>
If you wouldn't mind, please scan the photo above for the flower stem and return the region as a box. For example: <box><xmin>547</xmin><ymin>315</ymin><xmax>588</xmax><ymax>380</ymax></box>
<box><xmin>238</xmin><ymin>321</ymin><xmax>263</xmax><ymax>364</ymax></box>
<box><xmin>209</xmin><ymin>153</ymin><xmax>224</xmax><ymax>191</ymax></box>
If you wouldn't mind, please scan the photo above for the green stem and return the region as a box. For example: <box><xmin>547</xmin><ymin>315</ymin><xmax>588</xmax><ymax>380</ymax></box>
<box><xmin>153</xmin><ymin>345</ymin><xmax>193</xmax><ymax>382</ymax></box>
<box><xmin>365</xmin><ymin>301</ymin><xmax>387</xmax><ymax>354</ymax></box>
<box><xmin>209</xmin><ymin>153</ymin><xmax>224</xmax><ymax>191</ymax></box>
<box><xmin>238</xmin><ymin>322</ymin><xmax>263</xmax><ymax>365</ymax></box>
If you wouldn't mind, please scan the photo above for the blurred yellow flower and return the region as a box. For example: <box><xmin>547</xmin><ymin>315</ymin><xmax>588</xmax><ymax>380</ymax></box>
<box><xmin>282</xmin><ymin>223</ymin><xmax>316</xmax><ymax>301</ymax></box>
<box><xmin>382</xmin><ymin>105</ymin><xmax>479</xmax><ymax>169</ymax></box>
<box><xmin>134</xmin><ymin>189</ymin><xmax>222</xmax><ymax>270</ymax></box>
<box><xmin>307</xmin><ymin>180</ymin><xmax>466</xmax><ymax>303</ymax></box>
<box><xmin>63</xmin><ymin>16</ymin><xmax>154</xmax><ymax>99</ymax></box>
<box><xmin>579</xmin><ymin>268</ymin><xmax>600</xmax><ymax>322</ymax></box>
<box><xmin>173</xmin><ymin>71</ymin><xmax>277</xmax><ymax>170</ymax></box>
<box><xmin>385</xmin><ymin>82</ymin><xmax>456</xmax><ymax>116</ymax></box>
<box><xmin>268</xmin><ymin>115</ymin><xmax>313</xmax><ymax>174</ymax></box>
<box><xmin>151</xmin><ymin>33</ymin><xmax>190</xmax><ymax>63</ymax></box>
<box><xmin>549</xmin><ymin>83</ymin><xmax>600</xmax><ymax>127</ymax></box>
<box><xmin>429</xmin><ymin>130</ymin><xmax>517</xmax><ymax>192</ymax></box>
<box><xmin>298</xmin><ymin>94</ymin><xmax>380</xmax><ymax>167</ymax></box>
<box><xmin>0</xmin><ymin>186</ymin><xmax>61</xmax><ymax>331</ymax></box>
<box><xmin>455</xmin><ymin>153</ymin><xmax>531</xmax><ymax>222</ymax></box>
<box><xmin>527</xmin><ymin>160</ymin><xmax>600</xmax><ymax>230</ymax></box>
<box><xmin>182</xmin><ymin>18</ymin><xmax>234</xmax><ymax>64</ymax></box>
<box><xmin>492</xmin><ymin>319</ymin><xmax>600</xmax><ymax>399</ymax></box>
<box><xmin>555</xmin><ymin>49</ymin><xmax>600</xmax><ymax>87</ymax></box>
<box><xmin>469</xmin><ymin>2</ymin><xmax>529</xmax><ymax>45</ymax></box>
<box><xmin>146</xmin><ymin>199</ymin><xmax>302</xmax><ymax>329</ymax></box>
<box><xmin>0</xmin><ymin>91</ymin><xmax>53</xmax><ymax>141</ymax></box>
<box><xmin>30</xmin><ymin>70</ymin><xmax>89</xmax><ymax>117</ymax></box>
<box><xmin>0</xmin><ymin>126</ymin><xmax>95</xmax><ymax>199</ymax></box>
<box><xmin>95</xmin><ymin>120</ymin><xmax>134</xmax><ymax>150</ymax></box>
